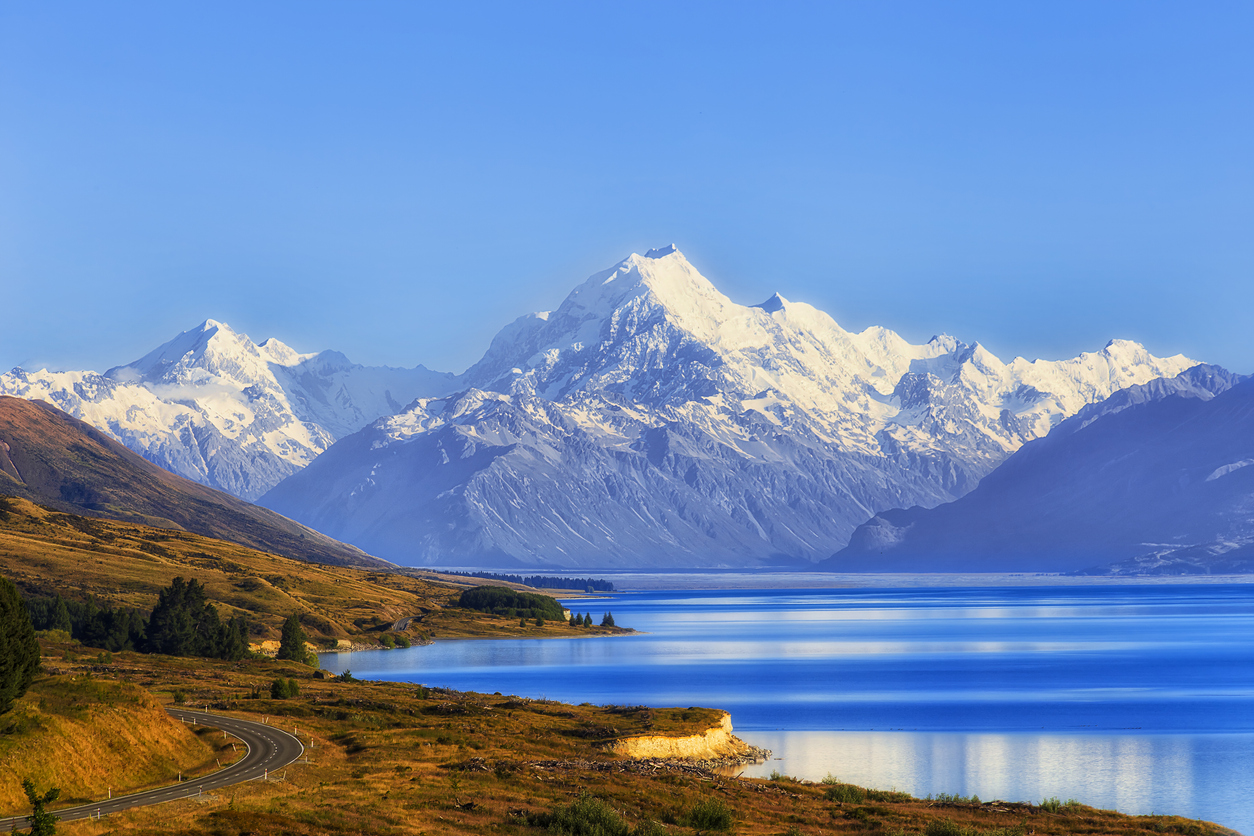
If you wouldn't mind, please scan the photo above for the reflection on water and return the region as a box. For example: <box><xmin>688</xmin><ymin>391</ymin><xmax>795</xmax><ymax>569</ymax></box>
<box><xmin>733</xmin><ymin>730</ymin><xmax>1250</xmax><ymax>820</ymax></box>
<box><xmin>319</xmin><ymin>584</ymin><xmax>1254</xmax><ymax>833</ymax></box>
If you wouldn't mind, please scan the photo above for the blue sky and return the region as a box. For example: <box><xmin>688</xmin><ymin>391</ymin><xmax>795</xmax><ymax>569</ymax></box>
<box><xmin>2</xmin><ymin>2</ymin><xmax>1250</xmax><ymax>375</ymax></box>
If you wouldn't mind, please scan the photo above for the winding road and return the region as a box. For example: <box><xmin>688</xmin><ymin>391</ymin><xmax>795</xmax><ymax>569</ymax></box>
<box><xmin>0</xmin><ymin>708</ymin><xmax>304</xmax><ymax>829</ymax></box>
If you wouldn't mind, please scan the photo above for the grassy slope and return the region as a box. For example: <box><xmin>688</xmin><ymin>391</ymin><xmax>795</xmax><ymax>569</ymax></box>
<box><xmin>0</xmin><ymin>671</ymin><xmax>237</xmax><ymax>813</ymax></box>
<box><xmin>0</xmin><ymin>495</ymin><xmax>628</xmax><ymax>643</ymax></box>
<box><xmin>0</xmin><ymin>396</ymin><xmax>383</xmax><ymax>568</ymax></box>
<box><xmin>14</xmin><ymin>642</ymin><xmax>1230</xmax><ymax>836</ymax></box>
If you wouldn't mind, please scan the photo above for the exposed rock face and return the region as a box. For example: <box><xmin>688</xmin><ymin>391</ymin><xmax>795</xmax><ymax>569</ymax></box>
<box><xmin>0</xmin><ymin>320</ymin><xmax>456</xmax><ymax>500</ymax></box>
<box><xmin>262</xmin><ymin>247</ymin><xmax>1197</xmax><ymax>568</ymax></box>
<box><xmin>825</xmin><ymin>365</ymin><xmax>1254</xmax><ymax>574</ymax></box>
<box><xmin>609</xmin><ymin>712</ymin><xmax>754</xmax><ymax>761</ymax></box>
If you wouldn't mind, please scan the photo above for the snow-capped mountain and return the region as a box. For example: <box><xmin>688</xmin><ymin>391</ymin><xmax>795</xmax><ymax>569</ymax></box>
<box><xmin>823</xmin><ymin>365</ymin><xmax>1252</xmax><ymax>574</ymax></box>
<box><xmin>260</xmin><ymin>246</ymin><xmax>1199</xmax><ymax>567</ymax></box>
<box><xmin>0</xmin><ymin>320</ymin><xmax>457</xmax><ymax>499</ymax></box>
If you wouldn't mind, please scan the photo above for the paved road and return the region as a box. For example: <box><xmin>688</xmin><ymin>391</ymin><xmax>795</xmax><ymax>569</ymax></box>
<box><xmin>0</xmin><ymin>708</ymin><xmax>304</xmax><ymax>829</ymax></box>
<box><xmin>391</xmin><ymin>614</ymin><xmax>422</xmax><ymax>631</ymax></box>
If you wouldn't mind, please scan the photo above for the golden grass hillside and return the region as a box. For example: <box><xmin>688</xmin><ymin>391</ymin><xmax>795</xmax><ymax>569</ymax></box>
<box><xmin>0</xmin><ymin>670</ymin><xmax>236</xmax><ymax>813</ymax></box>
<box><xmin>0</xmin><ymin>495</ymin><xmax>627</xmax><ymax>644</ymax></box>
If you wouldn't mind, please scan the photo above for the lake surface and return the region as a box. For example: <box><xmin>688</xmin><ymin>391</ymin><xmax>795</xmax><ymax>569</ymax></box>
<box><xmin>319</xmin><ymin>584</ymin><xmax>1254</xmax><ymax>833</ymax></box>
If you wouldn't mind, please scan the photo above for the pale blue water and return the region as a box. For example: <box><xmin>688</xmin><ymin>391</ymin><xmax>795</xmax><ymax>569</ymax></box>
<box><xmin>319</xmin><ymin>584</ymin><xmax>1254</xmax><ymax>833</ymax></box>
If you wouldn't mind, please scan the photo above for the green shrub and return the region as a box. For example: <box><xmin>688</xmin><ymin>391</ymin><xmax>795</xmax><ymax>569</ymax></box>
<box><xmin>686</xmin><ymin>797</ymin><xmax>733</xmax><ymax>833</ymax></box>
<box><xmin>394</xmin><ymin>633</ymin><xmax>411</xmax><ymax>648</ymax></box>
<box><xmin>824</xmin><ymin>783</ymin><xmax>865</xmax><ymax>803</ymax></box>
<box><xmin>543</xmin><ymin>790</ymin><xmax>630</xmax><ymax>836</ymax></box>
<box><xmin>270</xmin><ymin>677</ymin><xmax>300</xmax><ymax>699</ymax></box>
<box><xmin>379</xmin><ymin>634</ymin><xmax>395</xmax><ymax>649</ymax></box>
<box><xmin>1040</xmin><ymin>797</ymin><xmax>1061</xmax><ymax>813</ymax></box>
<box><xmin>924</xmin><ymin>819</ymin><xmax>974</xmax><ymax>836</ymax></box>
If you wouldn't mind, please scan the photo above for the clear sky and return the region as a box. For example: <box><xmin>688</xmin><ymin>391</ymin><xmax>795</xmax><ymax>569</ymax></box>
<box><xmin>2</xmin><ymin>2</ymin><xmax>1251</xmax><ymax>375</ymax></box>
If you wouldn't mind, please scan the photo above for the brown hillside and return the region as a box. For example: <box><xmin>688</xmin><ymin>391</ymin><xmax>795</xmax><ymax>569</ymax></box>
<box><xmin>0</xmin><ymin>496</ymin><xmax>615</xmax><ymax>643</ymax></box>
<box><xmin>0</xmin><ymin>674</ymin><xmax>231</xmax><ymax>812</ymax></box>
<box><xmin>0</xmin><ymin>396</ymin><xmax>386</xmax><ymax>568</ymax></box>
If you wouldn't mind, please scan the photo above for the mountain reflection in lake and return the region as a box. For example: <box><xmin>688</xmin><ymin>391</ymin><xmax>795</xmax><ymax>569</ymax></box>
<box><xmin>318</xmin><ymin>584</ymin><xmax>1254</xmax><ymax>833</ymax></box>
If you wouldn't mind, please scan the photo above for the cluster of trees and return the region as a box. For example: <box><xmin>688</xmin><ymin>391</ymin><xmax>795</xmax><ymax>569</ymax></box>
<box><xmin>458</xmin><ymin>586</ymin><xmax>567</xmax><ymax>622</ymax></box>
<box><xmin>1</xmin><ymin>574</ymin><xmax>40</xmax><ymax>715</ymax></box>
<box><xmin>24</xmin><ymin>577</ymin><xmax>250</xmax><ymax>661</ymax></box>
<box><xmin>446</xmin><ymin>571</ymin><xmax>615</xmax><ymax>592</ymax></box>
<box><xmin>270</xmin><ymin>677</ymin><xmax>301</xmax><ymax>699</ymax></box>
<box><xmin>570</xmin><ymin>611</ymin><xmax>615</xmax><ymax>627</ymax></box>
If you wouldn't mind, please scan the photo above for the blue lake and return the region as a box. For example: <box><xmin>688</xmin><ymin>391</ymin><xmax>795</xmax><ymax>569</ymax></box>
<box><xmin>319</xmin><ymin>584</ymin><xmax>1254</xmax><ymax>834</ymax></box>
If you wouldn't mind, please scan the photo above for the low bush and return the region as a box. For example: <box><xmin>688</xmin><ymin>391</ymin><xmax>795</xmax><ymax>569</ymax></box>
<box><xmin>686</xmin><ymin>797</ymin><xmax>734</xmax><ymax>833</ymax></box>
<box><xmin>270</xmin><ymin>678</ymin><xmax>300</xmax><ymax>699</ymax></box>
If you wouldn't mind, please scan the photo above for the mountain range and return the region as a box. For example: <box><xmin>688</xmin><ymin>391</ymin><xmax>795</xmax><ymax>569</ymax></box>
<box><xmin>825</xmin><ymin>364</ymin><xmax>1254</xmax><ymax>574</ymax></box>
<box><xmin>5</xmin><ymin>246</ymin><xmax>1225</xmax><ymax>570</ymax></box>
<box><xmin>0</xmin><ymin>321</ymin><xmax>456</xmax><ymax>500</ymax></box>
<box><xmin>256</xmin><ymin>246</ymin><xmax>1198</xmax><ymax>567</ymax></box>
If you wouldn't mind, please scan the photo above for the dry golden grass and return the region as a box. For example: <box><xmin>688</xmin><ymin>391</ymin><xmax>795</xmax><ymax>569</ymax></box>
<box><xmin>0</xmin><ymin>496</ymin><xmax>627</xmax><ymax>644</ymax></box>
<box><xmin>5</xmin><ymin>638</ymin><xmax>1232</xmax><ymax>836</ymax></box>
<box><xmin>0</xmin><ymin>671</ymin><xmax>239</xmax><ymax>812</ymax></box>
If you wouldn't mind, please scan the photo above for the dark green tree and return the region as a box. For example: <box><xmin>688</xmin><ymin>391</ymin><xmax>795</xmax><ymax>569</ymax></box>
<box><xmin>1</xmin><ymin>575</ymin><xmax>40</xmax><ymax>715</ymax></box>
<box><xmin>218</xmin><ymin>616</ymin><xmax>249</xmax><ymax>661</ymax></box>
<box><xmin>270</xmin><ymin>677</ymin><xmax>300</xmax><ymax>699</ymax></box>
<box><xmin>145</xmin><ymin>577</ymin><xmax>202</xmax><ymax>656</ymax></box>
<box><xmin>22</xmin><ymin>778</ymin><xmax>60</xmax><ymax>836</ymax></box>
<box><xmin>600</xmin><ymin>612</ymin><xmax>616</xmax><ymax>628</ymax></box>
<box><xmin>276</xmin><ymin>612</ymin><xmax>314</xmax><ymax>665</ymax></box>
<box><xmin>583</xmin><ymin>613</ymin><xmax>593</xmax><ymax>627</ymax></box>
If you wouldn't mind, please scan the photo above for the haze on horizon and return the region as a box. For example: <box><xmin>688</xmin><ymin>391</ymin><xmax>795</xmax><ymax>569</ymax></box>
<box><xmin>1</xmin><ymin>2</ymin><xmax>1250</xmax><ymax>377</ymax></box>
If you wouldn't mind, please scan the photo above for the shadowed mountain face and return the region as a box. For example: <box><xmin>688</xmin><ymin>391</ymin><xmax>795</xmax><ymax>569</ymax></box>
<box><xmin>260</xmin><ymin>247</ymin><xmax>1200</xmax><ymax>569</ymax></box>
<box><xmin>824</xmin><ymin>365</ymin><xmax>1254</xmax><ymax>574</ymax></box>
<box><xmin>0</xmin><ymin>396</ymin><xmax>389</xmax><ymax>569</ymax></box>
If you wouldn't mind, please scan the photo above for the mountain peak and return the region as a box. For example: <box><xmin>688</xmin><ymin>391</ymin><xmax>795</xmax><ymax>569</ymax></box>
<box><xmin>644</xmin><ymin>244</ymin><xmax>679</xmax><ymax>259</ymax></box>
<box><xmin>753</xmin><ymin>293</ymin><xmax>788</xmax><ymax>314</ymax></box>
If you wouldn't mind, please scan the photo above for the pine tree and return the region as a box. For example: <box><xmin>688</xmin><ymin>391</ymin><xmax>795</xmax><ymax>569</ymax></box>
<box><xmin>145</xmin><ymin>577</ymin><xmax>197</xmax><ymax>655</ymax></box>
<box><xmin>1</xmin><ymin>575</ymin><xmax>40</xmax><ymax>715</ymax></box>
<box><xmin>22</xmin><ymin>778</ymin><xmax>59</xmax><ymax>836</ymax></box>
<box><xmin>277</xmin><ymin>612</ymin><xmax>313</xmax><ymax>665</ymax></box>
<box><xmin>600</xmin><ymin>611</ymin><xmax>615</xmax><ymax>627</ymax></box>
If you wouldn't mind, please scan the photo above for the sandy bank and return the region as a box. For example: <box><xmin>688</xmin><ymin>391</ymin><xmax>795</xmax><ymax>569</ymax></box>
<box><xmin>609</xmin><ymin>712</ymin><xmax>768</xmax><ymax>765</ymax></box>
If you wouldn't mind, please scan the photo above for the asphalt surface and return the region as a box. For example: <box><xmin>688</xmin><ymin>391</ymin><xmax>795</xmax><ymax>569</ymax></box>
<box><xmin>0</xmin><ymin>707</ymin><xmax>304</xmax><ymax>829</ymax></box>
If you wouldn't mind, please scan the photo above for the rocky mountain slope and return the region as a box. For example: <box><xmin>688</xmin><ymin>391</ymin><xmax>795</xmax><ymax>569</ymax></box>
<box><xmin>0</xmin><ymin>320</ymin><xmax>456</xmax><ymax>500</ymax></box>
<box><xmin>823</xmin><ymin>365</ymin><xmax>1253</xmax><ymax>574</ymax></box>
<box><xmin>0</xmin><ymin>396</ymin><xmax>388</xmax><ymax>568</ymax></box>
<box><xmin>261</xmin><ymin>246</ymin><xmax>1198</xmax><ymax>568</ymax></box>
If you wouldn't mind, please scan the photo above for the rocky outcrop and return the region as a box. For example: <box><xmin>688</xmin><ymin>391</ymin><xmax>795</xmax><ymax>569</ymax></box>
<box><xmin>608</xmin><ymin>712</ymin><xmax>765</xmax><ymax>763</ymax></box>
